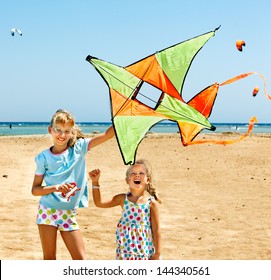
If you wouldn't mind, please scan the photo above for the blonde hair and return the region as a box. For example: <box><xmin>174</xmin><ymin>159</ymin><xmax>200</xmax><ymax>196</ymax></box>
<box><xmin>50</xmin><ymin>109</ymin><xmax>85</xmax><ymax>147</ymax></box>
<box><xmin>126</xmin><ymin>159</ymin><xmax>161</xmax><ymax>203</ymax></box>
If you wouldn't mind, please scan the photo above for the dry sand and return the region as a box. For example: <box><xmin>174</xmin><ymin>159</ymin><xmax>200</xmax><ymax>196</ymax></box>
<box><xmin>0</xmin><ymin>132</ymin><xmax>271</xmax><ymax>260</ymax></box>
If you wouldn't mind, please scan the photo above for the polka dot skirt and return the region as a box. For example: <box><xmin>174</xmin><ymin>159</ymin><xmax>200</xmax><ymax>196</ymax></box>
<box><xmin>116</xmin><ymin>196</ymin><xmax>154</xmax><ymax>260</ymax></box>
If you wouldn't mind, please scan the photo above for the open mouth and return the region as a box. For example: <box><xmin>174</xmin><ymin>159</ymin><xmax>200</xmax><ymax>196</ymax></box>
<box><xmin>57</xmin><ymin>137</ymin><xmax>66</xmax><ymax>142</ymax></box>
<box><xmin>134</xmin><ymin>180</ymin><xmax>141</xmax><ymax>185</ymax></box>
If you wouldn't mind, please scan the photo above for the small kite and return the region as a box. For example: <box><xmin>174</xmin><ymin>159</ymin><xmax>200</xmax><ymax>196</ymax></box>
<box><xmin>11</xmin><ymin>28</ymin><xmax>22</xmax><ymax>36</ymax></box>
<box><xmin>252</xmin><ymin>86</ymin><xmax>259</xmax><ymax>97</ymax></box>
<box><xmin>86</xmin><ymin>27</ymin><xmax>268</xmax><ymax>165</ymax></box>
<box><xmin>236</xmin><ymin>40</ymin><xmax>245</xmax><ymax>52</ymax></box>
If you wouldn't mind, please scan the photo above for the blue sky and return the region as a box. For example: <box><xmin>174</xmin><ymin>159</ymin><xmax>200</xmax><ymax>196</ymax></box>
<box><xmin>1</xmin><ymin>0</ymin><xmax>271</xmax><ymax>123</ymax></box>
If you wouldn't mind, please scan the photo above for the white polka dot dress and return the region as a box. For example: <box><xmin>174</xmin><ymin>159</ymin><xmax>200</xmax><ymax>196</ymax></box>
<box><xmin>116</xmin><ymin>194</ymin><xmax>154</xmax><ymax>260</ymax></box>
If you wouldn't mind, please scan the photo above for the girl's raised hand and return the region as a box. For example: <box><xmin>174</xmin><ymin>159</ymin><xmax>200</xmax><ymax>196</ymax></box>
<box><xmin>88</xmin><ymin>169</ymin><xmax>101</xmax><ymax>182</ymax></box>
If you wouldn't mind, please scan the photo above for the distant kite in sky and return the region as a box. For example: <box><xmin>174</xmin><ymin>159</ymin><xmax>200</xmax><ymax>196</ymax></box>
<box><xmin>236</xmin><ymin>40</ymin><xmax>245</xmax><ymax>51</ymax></box>
<box><xmin>86</xmin><ymin>27</ymin><xmax>269</xmax><ymax>165</ymax></box>
<box><xmin>11</xmin><ymin>28</ymin><xmax>22</xmax><ymax>36</ymax></box>
<box><xmin>253</xmin><ymin>86</ymin><xmax>259</xmax><ymax>97</ymax></box>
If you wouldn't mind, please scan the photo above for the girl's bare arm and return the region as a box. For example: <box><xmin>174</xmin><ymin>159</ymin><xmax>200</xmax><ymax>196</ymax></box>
<box><xmin>89</xmin><ymin>168</ymin><xmax>124</xmax><ymax>208</ymax></box>
<box><xmin>31</xmin><ymin>175</ymin><xmax>74</xmax><ymax>196</ymax></box>
<box><xmin>88</xmin><ymin>126</ymin><xmax>115</xmax><ymax>149</ymax></box>
<box><xmin>150</xmin><ymin>200</ymin><xmax>162</xmax><ymax>260</ymax></box>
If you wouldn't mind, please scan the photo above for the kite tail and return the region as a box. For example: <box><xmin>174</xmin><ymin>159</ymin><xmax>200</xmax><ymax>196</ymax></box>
<box><xmin>255</xmin><ymin>72</ymin><xmax>271</xmax><ymax>101</ymax></box>
<box><xmin>185</xmin><ymin>116</ymin><xmax>258</xmax><ymax>146</ymax></box>
<box><xmin>220</xmin><ymin>71</ymin><xmax>271</xmax><ymax>100</ymax></box>
<box><xmin>185</xmin><ymin>72</ymin><xmax>265</xmax><ymax>146</ymax></box>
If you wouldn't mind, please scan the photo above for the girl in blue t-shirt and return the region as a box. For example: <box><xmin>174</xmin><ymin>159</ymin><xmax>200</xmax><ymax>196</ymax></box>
<box><xmin>31</xmin><ymin>109</ymin><xmax>114</xmax><ymax>260</ymax></box>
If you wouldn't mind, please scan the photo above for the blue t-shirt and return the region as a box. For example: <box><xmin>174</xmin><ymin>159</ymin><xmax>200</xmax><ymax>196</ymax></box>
<box><xmin>35</xmin><ymin>138</ymin><xmax>91</xmax><ymax>210</ymax></box>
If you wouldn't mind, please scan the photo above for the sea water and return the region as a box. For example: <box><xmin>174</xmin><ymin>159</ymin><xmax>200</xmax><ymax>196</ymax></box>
<box><xmin>0</xmin><ymin>121</ymin><xmax>271</xmax><ymax>136</ymax></box>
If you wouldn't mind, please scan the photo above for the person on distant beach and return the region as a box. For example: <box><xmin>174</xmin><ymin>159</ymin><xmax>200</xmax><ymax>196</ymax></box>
<box><xmin>31</xmin><ymin>109</ymin><xmax>114</xmax><ymax>260</ymax></box>
<box><xmin>89</xmin><ymin>159</ymin><xmax>162</xmax><ymax>260</ymax></box>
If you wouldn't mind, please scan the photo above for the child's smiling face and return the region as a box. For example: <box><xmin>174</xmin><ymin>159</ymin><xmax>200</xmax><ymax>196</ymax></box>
<box><xmin>48</xmin><ymin>122</ymin><xmax>73</xmax><ymax>149</ymax></box>
<box><xmin>127</xmin><ymin>164</ymin><xmax>149</xmax><ymax>195</ymax></box>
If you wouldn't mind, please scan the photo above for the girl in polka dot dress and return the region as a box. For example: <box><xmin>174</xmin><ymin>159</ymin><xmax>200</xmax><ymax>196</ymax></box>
<box><xmin>89</xmin><ymin>159</ymin><xmax>161</xmax><ymax>260</ymax></box>
<box><xmin>31</xmin><ymin>109</ymin><xmax>114</xmax><ymax>259</ymax></box>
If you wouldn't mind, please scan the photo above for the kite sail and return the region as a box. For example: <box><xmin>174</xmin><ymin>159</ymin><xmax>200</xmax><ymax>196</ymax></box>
<box><xmin>252</xmin><ymin>86</ymin><xmax>259</xmax><ymax>97</ymax></box>
<box><xmin>236</xmin><ymin>40</ymin><xmax>245</xmax><ymax>52</ymax></box>
<box><xmin>11</xmin><ymin>28</ymin><xmax>22</xmax><ymax>36</ymax></box>
<box><xmin>86</xmin><ymin>27</ymin><xmax>266</xmax><ymax>165</ymax></box>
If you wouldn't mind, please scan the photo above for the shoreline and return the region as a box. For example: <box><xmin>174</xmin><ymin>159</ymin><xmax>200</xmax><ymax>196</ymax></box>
<box><xmin>1</xmin><ymin>131</ymin><xmax>271</xmax><ymax>137</ymax></box>
<box><xmin>2</xmin><ymin>122</ymin><xmax>271</xmax><ymax>137</ymax></box>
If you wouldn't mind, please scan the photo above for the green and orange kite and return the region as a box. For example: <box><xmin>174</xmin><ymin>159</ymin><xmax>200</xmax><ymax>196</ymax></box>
<box><xmin>86</xmin><ymin>26</ymin><xmax>269</xmax><ymax>165</ymax></box>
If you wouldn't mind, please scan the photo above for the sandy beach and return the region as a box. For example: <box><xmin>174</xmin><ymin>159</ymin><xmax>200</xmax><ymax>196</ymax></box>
<box><xmin>0</xmin><ymin>132</ymin><xmax>271</xmax><ymax>260</ymax></box>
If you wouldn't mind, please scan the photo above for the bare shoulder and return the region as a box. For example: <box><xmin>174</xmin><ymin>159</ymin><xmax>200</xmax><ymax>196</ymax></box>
<box><xmin>150</xmin><ymin>199</ymin><xmax>160</xmax><ymax>210</ymax></box>
<box><xmin>115</xmin><ymin>193</ymin><xmax>126</xmax><ymax>207</ymax></box>
<box><xmin>115</xmin><ymin>193</ymin><xmax>126</xmax><ymax>200</ymax></box>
